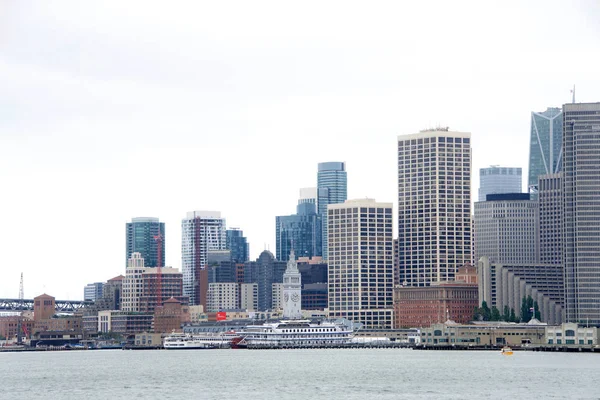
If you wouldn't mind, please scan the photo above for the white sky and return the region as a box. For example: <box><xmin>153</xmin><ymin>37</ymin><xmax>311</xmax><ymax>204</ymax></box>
<box><xmin>1</xmin><ymin>1</ymin><xmax>599</xmax><ymax>300</ymax></box>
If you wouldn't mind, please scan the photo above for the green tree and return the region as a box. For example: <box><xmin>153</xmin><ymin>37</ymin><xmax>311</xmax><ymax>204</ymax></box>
<box><xmin>481</xmin><ymin>301</ymin><xmax>491</xmax><ymax>321</ymax></box>
<box><xmin>534</xmin><ymin>301</ymin><xmax>541</xmax><ymax>320</ymax></box>
<box><xmin>502</xmin><ymin>306</ymin><xmax>511</xmax><ymax>322</ymax></box>
<box><xmin>520</xmin><ymin>296</ymin><xmax>535</xmax><ymax>322</ymax></box>
<box><xmin>510</xmin><ymin>308</ymin><xmax>517</xmax><ymax>322</ymax></box>
<box><xmin>491</xmin><ymin>306</ymin><xmax>501</xmax><ymax>321</ymax></box>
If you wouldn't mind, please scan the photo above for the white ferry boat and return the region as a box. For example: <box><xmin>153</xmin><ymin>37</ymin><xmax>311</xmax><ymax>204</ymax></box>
<box><xmin>163</xmin><ymin>331</ymin><xmax>242</xmax><ymax>350</ymax></box>
<box><xmin>238</xmin><ymin>320</ymin><xmax>354</xmax><ymax>348</ymax></box>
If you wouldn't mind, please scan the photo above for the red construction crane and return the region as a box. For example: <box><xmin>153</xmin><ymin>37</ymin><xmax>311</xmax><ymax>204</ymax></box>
<box><xmin>153</xmin><ymin>233</ymin><xmax>164</xmax><ymax>310</ymax></box>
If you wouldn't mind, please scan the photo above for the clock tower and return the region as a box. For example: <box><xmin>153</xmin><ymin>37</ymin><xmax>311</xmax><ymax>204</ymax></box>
<box><xmin>282</xmin><ymin>249</ymin><xmax>302</xmax><ymax>319</ymax></box>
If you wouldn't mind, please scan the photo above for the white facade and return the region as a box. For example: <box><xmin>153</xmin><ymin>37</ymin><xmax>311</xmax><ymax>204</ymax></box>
<box><xmin>397</xmin><ymin>129</ymin><xmax>472</xmax><ymax>286</ymax></box>
<box><xmin>545</xmin><ymin>323</ymin><xmax>598</xmax><ymax>346</ymax></box>
<box><xmin>182</xmin><ymin>211</ymin><xmax>226</xmax><ymax>305</ymax></box>
<box><xmin>206</xmin><ymin>282</ymin><xmax>239</xmax><ymax>312</ymax></box>
<box><xmin>240</xmin><ymin>283</ymin><xmax>258</xmax><ymax>311</ymax></box>
<box><xmin>121</xmin><ymin>252</ymin><xmax>146</xmax><ymax>312</ymax></box>
<box><xmin>282</xmin><ymin>250</ymin><xmax>302</xmax><ymax>319</ymax></box>
<box><xmin>478</xmin><ymin>166</ymin><xmax>522</xmax><ymax>201</ymax></box>
<box><xmin>272</xmin><ymin>283</ymin><xmax>283</xmax><ymax>310</ymax></box>
<box><xmin>328</xmin><ymin>199</ymin><xmax>394</xmax><ymax>329</ymax></box>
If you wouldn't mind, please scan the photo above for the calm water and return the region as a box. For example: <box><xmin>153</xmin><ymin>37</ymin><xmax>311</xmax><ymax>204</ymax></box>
<box><xmin>1</xmin><ymin>349</ymin><xmax>599</xmax><ymax>399</ymax></box>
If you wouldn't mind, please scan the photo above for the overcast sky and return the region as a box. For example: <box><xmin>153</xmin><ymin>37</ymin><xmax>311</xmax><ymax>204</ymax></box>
<box><xmin>1</xmin><ymin>1</ymin><xmax>599</xmax><ymax>299</ymax></box>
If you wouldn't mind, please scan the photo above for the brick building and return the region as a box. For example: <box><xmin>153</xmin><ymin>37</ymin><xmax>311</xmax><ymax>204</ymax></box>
<box><xmin>154</xmin><ymin>297</ymin><xmax>190</xmax><ymax>333</ymax></box>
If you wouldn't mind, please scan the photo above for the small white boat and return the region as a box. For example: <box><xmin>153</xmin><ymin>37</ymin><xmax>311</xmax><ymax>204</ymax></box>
<box><xmin>163</xmin><ymin>331</ymin><xmax>242</xmax><ymax>350</ymax></box>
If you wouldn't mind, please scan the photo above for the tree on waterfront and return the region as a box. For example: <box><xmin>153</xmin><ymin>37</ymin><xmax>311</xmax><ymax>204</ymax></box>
<box><xmin>503</xmin><ymin>306</ymin><xmax>511</xmax><ymax>322</ymax></box>
<box><xmin>473</xmin><ymin>301</ymin><xmax>492</xmax><ymax>321</ymax></box>
<box><xmin>491</xmin><ymin>306</ymin><xmax>501</xmax><ymax>321</ymax></box>
<box><xmin>520</xmin><ymin>295</ymin><xmax>541</xmax><ymax>322</ymax></box>
<box><xmin>510</xmin><ymin>308</ymin><xmax>517</xmax><ymax>323</ymax></box>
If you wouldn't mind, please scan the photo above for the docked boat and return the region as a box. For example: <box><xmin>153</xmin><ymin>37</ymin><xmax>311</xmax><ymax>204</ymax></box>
<box><xmin>237</xmin><ymin>319</ymin><xmax>354</xmax><ymax>348</ymax></box>
<box><xmin>163</xmin><ymin>331</ymin><xmax>242</xmax><ymax>350</ymax></box>
<box><xmin>501</xmin><ymin>346</ymin><xmax>514</xmax><ymax>355</ymax></box>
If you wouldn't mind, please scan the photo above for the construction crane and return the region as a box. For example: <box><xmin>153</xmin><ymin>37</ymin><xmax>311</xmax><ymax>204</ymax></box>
<box><xmin>153</xmin><ymin>232</ymin><xmax>164</xmax><ymax>310</ymax></box>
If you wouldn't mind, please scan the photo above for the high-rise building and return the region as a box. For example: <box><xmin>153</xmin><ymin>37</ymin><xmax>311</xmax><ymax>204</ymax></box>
<box><xmin>276</xmin><ymin>202</ymin><xmax>322</xmax><ymax>262</ymax></box>
<box><xmin>226</xmin><ymin>229</ymin><xmax>249</xmax><ymax>263</ymax></box>
<box><xmin>94</xmin><ymin>275</ymin><xmax>123</xmax><ymax>311</ymax></box>
<box><xmin>181</xmin><ymin>211</ymin><xmax>226</xmax><ymax>306</ymax></box>
<box><xmin>478</xmin><ymin>166</ymin><xmax>522</xmax><ymax>201</ymax></box>
<box><xmin>562</xmin><ymin>102</ymin><xmax>600</xmax><ymax>325</ymax></box>
<box><xmin>243</xmin><ymin>250</ymin><xmax>287</xmax><ymax>311</ymax></box>
<box><xmin>397</xmin><ymin>129</ymin><xmax>472</xmax><ymax>286</ymax></box>
<box><xmin>126</xmin><ymin>217</ymin><xmax>165</xmax><ymax>268</ymax></box>
<box><xmin>327</xmin><ymin>199</ymin><xmax>394</xmax><ymax>329</ymax></box>
<box><xmin>528</xmin><ymin>107</ymin><xmax>563</xmax><ymax>193</ymax></box>
<box><xmin>206</xmin><ymin>283</ymin><xmax>239</xmax><ymax>312</ymax></box>
<box><xmin>474</xmin><ymin>193</ymin><xmax>539</xmax><ymax>265</ymax></box>
<box><xmin>84</xmin><ymin>282</ymin><xmax>104</xmax><ymax>302</ymax></box>
<box><xmin>538</xmin><ymin>173</ymin><xmax>562</xmax><ymax>265</ymax></box>
<box><xmin>140</xmin><ymin>267</ymin><xmax>186</xmax><ymax>313</ymax></box>
<box><xmin>317</xmin><ymin>162</ymin><xmax>347</xmax><ymax>259</ymax></box>
<box><xmin>240</xmin><ymin>283</ymin><xmax>258</xmax><ymax>311</ymax></box>
<box><xmin>121</xmin><ymin>252</ymin><xmax>146</xmax><ymax>312</ymax></box>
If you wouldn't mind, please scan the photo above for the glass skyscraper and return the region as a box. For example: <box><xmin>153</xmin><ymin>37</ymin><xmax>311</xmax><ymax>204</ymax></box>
<box><xmin>317</xmin><ymin>162</ymin><xmax>347</xmax><ymax>259</ymax></box>
<box><xmin>478</xmin><ymin>166</ymin><xmax>522</xmax><ymax>201</ymax></box>
<box><xmin>276</xmin><ymin>202</ymin><xmax>322</xmax><ymax>262</ymax></box>
<box><xmin>226</xmin><ymin>228</ymin><xmax>249</xmax><ymax>263</ymax></box>
<box><xmin>528</xmin><ymin>107</ymin><xmax>563</xmax><ymax>192</ymax></box>
<box><xmin>126</xmin><ymin>217</ymin><xmax>165</xmax><ymax>268</ymax></box>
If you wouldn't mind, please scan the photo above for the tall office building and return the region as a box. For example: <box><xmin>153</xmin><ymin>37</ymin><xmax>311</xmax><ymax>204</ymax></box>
<box><xmin>181</xmin><ymin>211</ymin><xmax>226</xmax><ymax>306</ymax></box>
<box><xmin>528</xmin><ymin>107</ymin><xmax>563</xmax><ymax>193</ymax></box>
<box><xmin>562</xmin><ymin>102</ymin><xmax>600</xmax><ymax>325</ymax></box>
<box><xmin>126</xmin><ymin>217</ymin><xmax>165</xmax><ymax>268</ymax></box>
<box><xmin>226</xmin><ymin>229</ymin><xmax>249</xmax><ymax>263</ymax></box>
<box><xmin>328</xmin><ymin>199</ymin><xmax>394</xmax><ymax>329</ymax></box>
<box><xmin>317</xmin><ymin>162</ymin><xmax>347</xmax><ymax>259</ymax></box>
<box><xmin>243</xmin><ymin>250</ymin><xmax>287</xmax><ymax>311</ymax></box>
<box><xmin>276</xmin><ymin>202</ymin><xmax>322</xmax><ymax>262</ymax></box>
<box><xmin>538</xmin><ymin>173</ymin><xmax>562</xmax><ymax>265</ymax></box>
<box><xmin>478</xmin><ymin>166</ymin><xmax>522</xmax><ymax>201</ymax></box>
<box><xmin>122</xmin><ymin>252</ymin><xmax>146</xmax><ymax>312</ymax></box>
<box><xmin>474</xmin><ymin>193</ymin><xmax>538</xmax><ymax>265</ymax></box>
<box><xmin>397</xmin><ymin>129</ymin><xmax>472</xmax><ymax>286</ymax></box>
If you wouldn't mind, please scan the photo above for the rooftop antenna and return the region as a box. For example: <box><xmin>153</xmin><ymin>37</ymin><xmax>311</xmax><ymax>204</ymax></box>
<box><xmin>571</xmin><ymin>85</ymin><xmax>576</xmax><ymax>103</ymax></box>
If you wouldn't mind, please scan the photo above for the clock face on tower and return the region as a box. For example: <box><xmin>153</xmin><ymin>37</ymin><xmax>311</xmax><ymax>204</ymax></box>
<box><xmin>284</xmin><ymin>293</ymin><xmax>289</xmax><ymax>302</ymax></box>
<box><xmin>291</xmin><ymin>293</ymin><xmax>300</xmax><ymax>303</ymax></box>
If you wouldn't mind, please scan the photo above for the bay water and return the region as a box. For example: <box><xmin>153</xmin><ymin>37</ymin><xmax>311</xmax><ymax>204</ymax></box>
<box><xmin>1</xmin><ymin>349</ymin><xmax>598</xmax><ymax>399</ymax></box>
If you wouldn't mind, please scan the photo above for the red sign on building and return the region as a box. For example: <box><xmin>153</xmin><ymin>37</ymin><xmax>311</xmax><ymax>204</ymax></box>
<box><xmin>216</xmin><ymin>312</ymin><xmax>227</xmax><ymax>321</ymax></box>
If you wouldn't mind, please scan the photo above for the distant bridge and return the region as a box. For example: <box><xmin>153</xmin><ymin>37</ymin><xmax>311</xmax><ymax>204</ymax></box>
<box><xmin>0</xmin><ymin>298</ymin><xmax>93</xmax><ymax>312</ymax></box>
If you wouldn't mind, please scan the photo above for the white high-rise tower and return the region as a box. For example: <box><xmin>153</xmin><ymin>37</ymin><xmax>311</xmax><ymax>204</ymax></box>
<box><xmin>282</xmin><ymin>250</ymin><xmax>302</xmax><ymax>319</ymax></box>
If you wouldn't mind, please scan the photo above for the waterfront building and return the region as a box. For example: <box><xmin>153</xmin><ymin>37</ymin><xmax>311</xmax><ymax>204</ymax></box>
<box><xmin>328</xmin><ymin>199</ymin><xmax>394</xmax><ymax>329</ymax></box>
<box><xmin>182</xmin><ymin>211</ymin><xmax>227</xmax><ymax>306</ymax></box>
<box><xmin>240</xmin><ymin>283</ymin><xmax>258</xmax><ymax>311</ymax></box>
<box><xmin>226</xmin><ymin>229</ymin><xmax>249</xmax><ymax>263</ymax></box>
<box><xmin>477</xmin><ymin>256</ymin><xmax>563</xmax><ymax>324</ymax></box>
<box><xmin>545</xmin><ymin>323</ymin><xmax>598</xmax><ymax>346</ymax></box>
<box><xmin>83</xmin><ymin>282</ymin><xmax>104</xmax><ymax>302</ymax></box>
<box><xmin>243</xmin><ymin>250</ymin><xmax>287</xmax><ymax>311</ymax></box>
<box><xmin>140</xmin><ymin>267</ymin><xmax>186</xmax><ymax>313</ymax></box>
<box><xmin>0</xmin><ymin>316</ymin><xmax>35</xmax><ymax>341</ymax></box>
<box><xmin>393</xmin><ymin>264</ymin><xmax>478</xmax><ymax>328</ymax></box>
<box><xmin>33</xmin><ymin>293</ymin><xmax>55</xmax><ymax>321</ymax></box>
<box><xmin>538</xmin><ymin>173</ymin><xmax>562</xmax><ymax>265</ymax></box>
<box><xmin>478</xmin><ymin>166</ymin><xmax>522</xmax><ymax>201</ymax></box>
<box><xmin>317</xmin><ymin>162</ymin><xmax>347</xmax><ymax>260</ymax></box>
<box><xmin>33</xmin><ymin>316</ymin><xmax>83</xmax><ymax>334</ymax></box>
<box><xmin>282</xmin><ymin>250</ymin><xmax>302</xmax><ymax>319</ymax></box>
<box><xmin>563</xmin><ymin>102</ymin><xmax>600</xmax><ymax>325</ymax></box>
<box><xmin>206</xmin><ymin>283</ymin><xmax>239</xmax><ymax>312</ymax></box>
<box><xmin>474</xmin><ymin>193</ymin><xmax>539</xmax><ymax>265</ymax></box>
<box><xmin>154</xmin><ymin>297</ymin><xmax>191</xmax><ymax>333</ymax></box>
<box><xmin>421</xmin><ymin>320</ymin><xmax>548</xmax><ymax>347</ymax></box>
<box><xmin>121</xmin><ymin>252</ymin><xmax>146</xmax><ymax>312</ymax></box>
<box><xmin>126</xmin><ymin>217</ymin><xmax>165</xmax><ymax>268</ymax></box>
<box><xmin>528</xmin><ymin>107</ymin><xmax>563</xmax><ymax>193</ymax></box>
<box><xmin>397</xmin><ymin>129</ymin><xmax>472</xmax><ymax>286</ymax></box>
<box><xmin>276</xmin><ymin>202</ymin><xmax>321</xmax><ymax>262</ymax></box>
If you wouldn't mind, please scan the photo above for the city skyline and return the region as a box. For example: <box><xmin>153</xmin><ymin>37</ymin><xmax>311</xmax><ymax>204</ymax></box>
<box><xmin>2</xmin><ymin>2</ymin><xmax>600</xmax><ymax>299</ymax></box>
